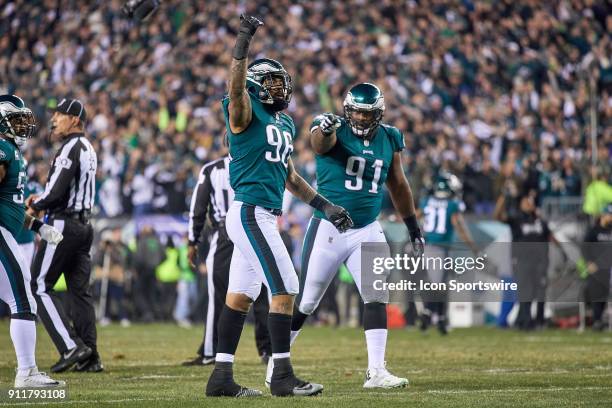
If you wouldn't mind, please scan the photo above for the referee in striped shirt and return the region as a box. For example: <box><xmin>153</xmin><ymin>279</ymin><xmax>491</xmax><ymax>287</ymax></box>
<box><xmin>183</xmin><ymin>154</ymin><xmax>272</xmax><ymax>366</ymax></box>
<box><xmin>27</xmin><ymin>98</ymin><xmax>102</xmax><ymax>373</ymax></box>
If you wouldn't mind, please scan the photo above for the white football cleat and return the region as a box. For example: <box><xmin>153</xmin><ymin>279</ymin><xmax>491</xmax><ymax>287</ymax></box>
<box><xmin>15</xmin><ymin>368</ymin><xmax>66</xmax><ymax>388</ymax></box>
<box><xmin>363</xmin><ymin>364</ymin><xmax>408</xmax><ymax>389</ymax></box>
<box><xmin>265</xmin><ymin>357</ymin><xmax>274</xmax><ymax>388</ymax></box>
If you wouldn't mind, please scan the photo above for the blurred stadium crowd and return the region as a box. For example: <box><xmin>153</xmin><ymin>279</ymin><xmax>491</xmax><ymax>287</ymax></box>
<box><xmin>1</xmin><ymin>0</ymin><xmax>611</xmax><ymax>324</ymax></box>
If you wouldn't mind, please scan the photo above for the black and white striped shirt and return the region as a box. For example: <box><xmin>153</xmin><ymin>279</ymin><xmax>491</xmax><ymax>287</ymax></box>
<box><xmin>31</xmin><ymin>133</ymin><xmax>97</xmax><ymax>215</ymax></box>
<box><xmin>188</xmin><ymin>156</ymin><xmax>233</xmax><ymax>244</ymax></box>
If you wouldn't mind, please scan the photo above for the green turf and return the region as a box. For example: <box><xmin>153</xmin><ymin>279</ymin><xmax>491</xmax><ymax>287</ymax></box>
<box><xmin>1</xmin><ymin>321</ymin><xmax>611</xmax><ymax>407</ymax></box>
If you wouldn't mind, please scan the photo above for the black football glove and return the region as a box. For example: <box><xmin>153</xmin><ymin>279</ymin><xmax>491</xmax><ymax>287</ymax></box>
<box><xmin>238</xmin><ymin>14</ymin><xmax>264</xmax><ymax>38</ymax></box>
<box><xmin>233</xmin><ymin>14</ymin><xmax>264</xmax><ymax>60</ymax></box>
<box><xmin>404</xmin><ymin>215</ymin><xmax>425</xmax><ymax>257</ymax></box>
<box><xmin>324</xmin><ymin>204</ymin><xmax>353</xmax><ymax>233</ymax></box>
<box><xmin>411</xmin><ymin>236</ymin><xmax>425</xmax><ymax>257</ymax></box>
<box><xmin>318</xmin><ymin>113</ymin><xmax>341</xmax><ymax>136</ymax></box>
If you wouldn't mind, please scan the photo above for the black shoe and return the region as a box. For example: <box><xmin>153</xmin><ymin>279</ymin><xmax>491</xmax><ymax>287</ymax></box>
<box><xmin>593</xmin><ymin>320</ymin><xmax>606</xmax><ymax>332</ymax></box>
<box><xmin>74</xmin><ymin>355</ymin><xmax>104</xmax><ymax>372</ymax></box>
<box><xmin>437</xmin><ymin>319</ymin><xmax>448</xmax><ymax>336</ymax></box>
<box><xmin>419</xmin><ymin>313</ymin><xmax>431</xmax><ymax>332</ymax></box>
<box><xmin>182</xmin><ymin>356</ymin><xmax>215</xmax><ymax>366</ymax></box>
<box><xmin>206</xmin><ymin>364</ymin><xmax>262</xmax><ymax>397</ymax></box>
<box><xmin>51</xmin><ymin>345</ymin><xmax>92</xmax><ymax>373</ymax></box>
<box><xmin>270</xmin><ymin>358</ymin><xmax>323</xmax><ymax>397</ymax></box>
<box><xmin>270</xmin><ymin>375</ymin><xmax>323</xmax><ymax>397</ymax></box>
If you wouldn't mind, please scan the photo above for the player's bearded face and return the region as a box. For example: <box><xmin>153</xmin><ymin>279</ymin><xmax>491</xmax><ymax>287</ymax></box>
<box><xmin>263</xmin><ymin>76</ymin><xmax>285</xmax><ymax>100</ymax></box>
<box><xmin>7</xmin><ymin>111</ymin><xmax>35</xmax><ymax>139</ymax></box>
<box><xmin>348</xmin><ymin>109</ymin><xmax>376</xmax><ymax>130</ymax></box>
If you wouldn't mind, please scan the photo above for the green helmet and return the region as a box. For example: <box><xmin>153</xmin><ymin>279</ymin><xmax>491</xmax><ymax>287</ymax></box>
<box><xmin>343</xmin><ymin>83</ymin><xmax>385</xmax><ymax>140</ymax></box>
<box><xmin>246</xmin><ymin>58</ymin><xmax>293</xmax><ymax>112</ymax></box>
<box><xmin>0</xmin><ymin>94</ymin><xmax>36</xmax><ymax>147</ymax></box>
<box><xmin>433</xmin><ymin>172</ymin><xmax>462</xmax><ymax>199</ymax></box>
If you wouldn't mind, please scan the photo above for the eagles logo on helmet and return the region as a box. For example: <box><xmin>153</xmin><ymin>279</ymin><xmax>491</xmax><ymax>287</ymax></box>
<box><xmin>0</xmin><ymin>94</ymin><xmax>36</xmax><ymax>147</ymax></box>
<box><xmin>246</xmin><ymin>58</ymin><xmax>293</xmax><ymax>112</ymax></box>
<box><xmin>433</xmin><ymin>172</ymin><xmax>463</xmax><ymax>199</ymax></box>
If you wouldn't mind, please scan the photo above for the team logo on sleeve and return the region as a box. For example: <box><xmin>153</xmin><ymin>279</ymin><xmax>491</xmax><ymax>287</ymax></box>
<box><xmin>0</xmin><ymin>150</ymin><xmax>6</xmax><ymax>160</ymax></box>
<box><xmin>57</xmin><ymin>157</ymin><xmax>72</xmax><ymax>169</ymax></box>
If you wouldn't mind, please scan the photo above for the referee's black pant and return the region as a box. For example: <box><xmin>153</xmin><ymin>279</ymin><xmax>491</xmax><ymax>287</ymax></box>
<box><xmin>197</xmin><ymin>229</ymin><xmax>271</xmax><ymax>359</ymax></box>
<box><xmin>31</xmin><ymin>216</ymin><xmax>98</xmax><ymax>356</ymax></box>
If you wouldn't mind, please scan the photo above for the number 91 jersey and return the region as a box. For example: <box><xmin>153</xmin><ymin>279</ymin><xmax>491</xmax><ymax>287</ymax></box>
<box><xmin>311</xmin><ymin>116</ymin><xmax>405</xmax><ymax>228</ymax></box>
<box><xmin>0</xmin><ymin>138</ymin><xmax>26</xmax><ymax>236</ymax></box>
<box><xmin>223</xmin><ymin>92</ymin><xmax>295</xmax><ymax>211</ymax></box>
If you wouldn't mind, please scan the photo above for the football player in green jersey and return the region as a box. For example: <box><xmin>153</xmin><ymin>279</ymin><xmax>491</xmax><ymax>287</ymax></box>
<box><xmin>284</xmin><ymin>83</ymin><xmax>424</xmax><ymax>389</ymax></box>
<box><xmin>419</xmin><ymin>173</ymin><xmax>478</xmax><ymax>334</ymax></box>
<box><xmin>0</xmin><ymin>94</ymin><xmax>64</xmax><ymax>387</ymax></box>
<box><xmin>205</xmin><ymin>15</ymin><xmax>353</xmax><ymax>398</ymax></box>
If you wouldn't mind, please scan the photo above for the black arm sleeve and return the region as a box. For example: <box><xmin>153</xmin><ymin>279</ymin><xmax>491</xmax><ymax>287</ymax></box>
<box><xmin>188</xmin><ymin>164</ymin><xmax>213</xmax><ymax>245</ymax></box>
<box><xmin>31</xmin><ymin>142</ymin><xmax>78</xmax><ymax>211</ymax></box>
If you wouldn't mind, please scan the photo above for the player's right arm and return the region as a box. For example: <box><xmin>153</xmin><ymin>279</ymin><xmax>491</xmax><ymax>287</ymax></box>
<box><xmin>0</xmin><ymin>162</ymin><xmax>6</xmax><ymax>183</ymax></box>
<box><xmin>310</xmin><ymin>113</ymin><xmax>341</xmax><ymax>154</ymax></box>
<box><xmin>227</xmin><ymin>14</ymin><xmax>263</xmax><ymax>134</ymax></box>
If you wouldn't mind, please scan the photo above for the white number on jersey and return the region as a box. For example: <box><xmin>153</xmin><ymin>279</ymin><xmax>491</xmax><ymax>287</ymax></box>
<box><xmin>265</xmin><ymin>124</ymin><xmax>293</xmax><ymax>168</ymax></box>
<box><xmin>12</xmin><ymin>171</ymin><xmax>25</xmax><ymax>204</ymax></box>
<box><xmin>345</xmin><ymin>156</ymin><xmax>383</xmax><ymax>193</ymax></box>
<box><xmin>423</xmin><ymin>205</ymin><xmax>447</xmax><ymax>234</ymax></box>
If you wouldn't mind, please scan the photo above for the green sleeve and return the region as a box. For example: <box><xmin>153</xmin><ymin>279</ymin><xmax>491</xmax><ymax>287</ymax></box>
<box><xmin>391</xmin><ymin>128</ymin><xmax>406</xmax><ymax>152</ymax></box>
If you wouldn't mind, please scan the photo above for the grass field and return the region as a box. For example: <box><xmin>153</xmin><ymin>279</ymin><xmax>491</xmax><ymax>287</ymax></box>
<box><xmin>1</xmin><ymin>322</ymin><xmax>612</xmax><ymax>407</ymax></box>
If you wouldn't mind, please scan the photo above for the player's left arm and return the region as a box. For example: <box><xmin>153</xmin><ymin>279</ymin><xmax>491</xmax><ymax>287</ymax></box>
<box><xmin>285</xmin><ymin>157</ymin><xmax>353</xmax><ymax>232</ymax></box>
<box><xmin>23</xmin><ymin>213</ymin><xmax>63</xmax><ymax>245</ymax></box>
<box><xmin>385</xmin><ymin>152</ymin><xmax>424</xmax><ymax>254</ymax></box>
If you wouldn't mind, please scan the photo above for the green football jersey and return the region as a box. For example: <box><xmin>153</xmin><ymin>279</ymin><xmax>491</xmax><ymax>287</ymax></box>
<box><xmin>223</xmin><ymin>92</ymin><xmax>295</xmax><ymax>210</ymax></box>
<box><xmin>312</xmin><ymin>116</ymin><xmax>405</xmax><ymax>228</ymax></box>
<box><xmin>0</xmin><ymin>138</ymin><xmax>26</xmax><ymax>236</ymax></box>
<box><xmin>420</xmin><ymin>196</ymin><xmax>465</xmax><ymax>244</ymax></box>
<box><xmin>15</xmin><ymin>180</ymin><xmax>43</xmax><ymax>244</ymax></box>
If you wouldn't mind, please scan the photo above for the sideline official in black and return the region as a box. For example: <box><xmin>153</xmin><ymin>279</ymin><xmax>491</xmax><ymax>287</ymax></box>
<box><xmin>27</xmin><ymin>98</ymin><xmax>102</xmax><ymax>372</ymax></box>
<box><xmin>182</xmin><ymin>154</ymin><xmax>271</xmax><ymax>366</ymax></box>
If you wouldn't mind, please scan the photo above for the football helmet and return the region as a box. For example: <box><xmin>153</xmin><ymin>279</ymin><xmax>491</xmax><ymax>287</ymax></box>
<box><xmin>343</xmin><ymin>83</ymin><xmax>385</xmax><ymax>140</ymax></box>
<box><xmin>433</xmin><ymin>172</ymin><xmax>462</xmax><ymax>199</ymax></box>
<box><xmin>246</xmin><ymin>58</ymin><xmax>292</xmax><ymax>112</ymax></box>
<box><xmin>0</xmin><ymin>95</ymin><xmax>36</xmax><ymax>147</ymax></box>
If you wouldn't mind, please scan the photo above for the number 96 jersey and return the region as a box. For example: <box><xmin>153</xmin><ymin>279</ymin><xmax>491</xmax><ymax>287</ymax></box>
<box><xmin>311</xmin><ymin>116</ymin><xmax>405</xmax><ymax>228</ymax></box>
<box><xmin>223</xmin><ymin>91</ymin><xmax>295</xmax><ymax>211</ymax></box>
<box><xmin>0</xmin><ymin>138</ymin><xmax>26</xmax><ymax>236</ymax></box>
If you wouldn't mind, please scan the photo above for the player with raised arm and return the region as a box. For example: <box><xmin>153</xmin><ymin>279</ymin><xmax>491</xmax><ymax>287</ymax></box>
<box><xmin>280</xmin><ymin>83</ymin><xmax>423</xmax><ymax>389</ymax></box>
<box><xmin>204</xmin><ymin>15</ymin><xmax>353</xmax><ymax>398</ymax></box>
<box><xmin>0</xmin><ymin>95</ymin><xmax>64</xmax><ymax>387</ymax></box>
